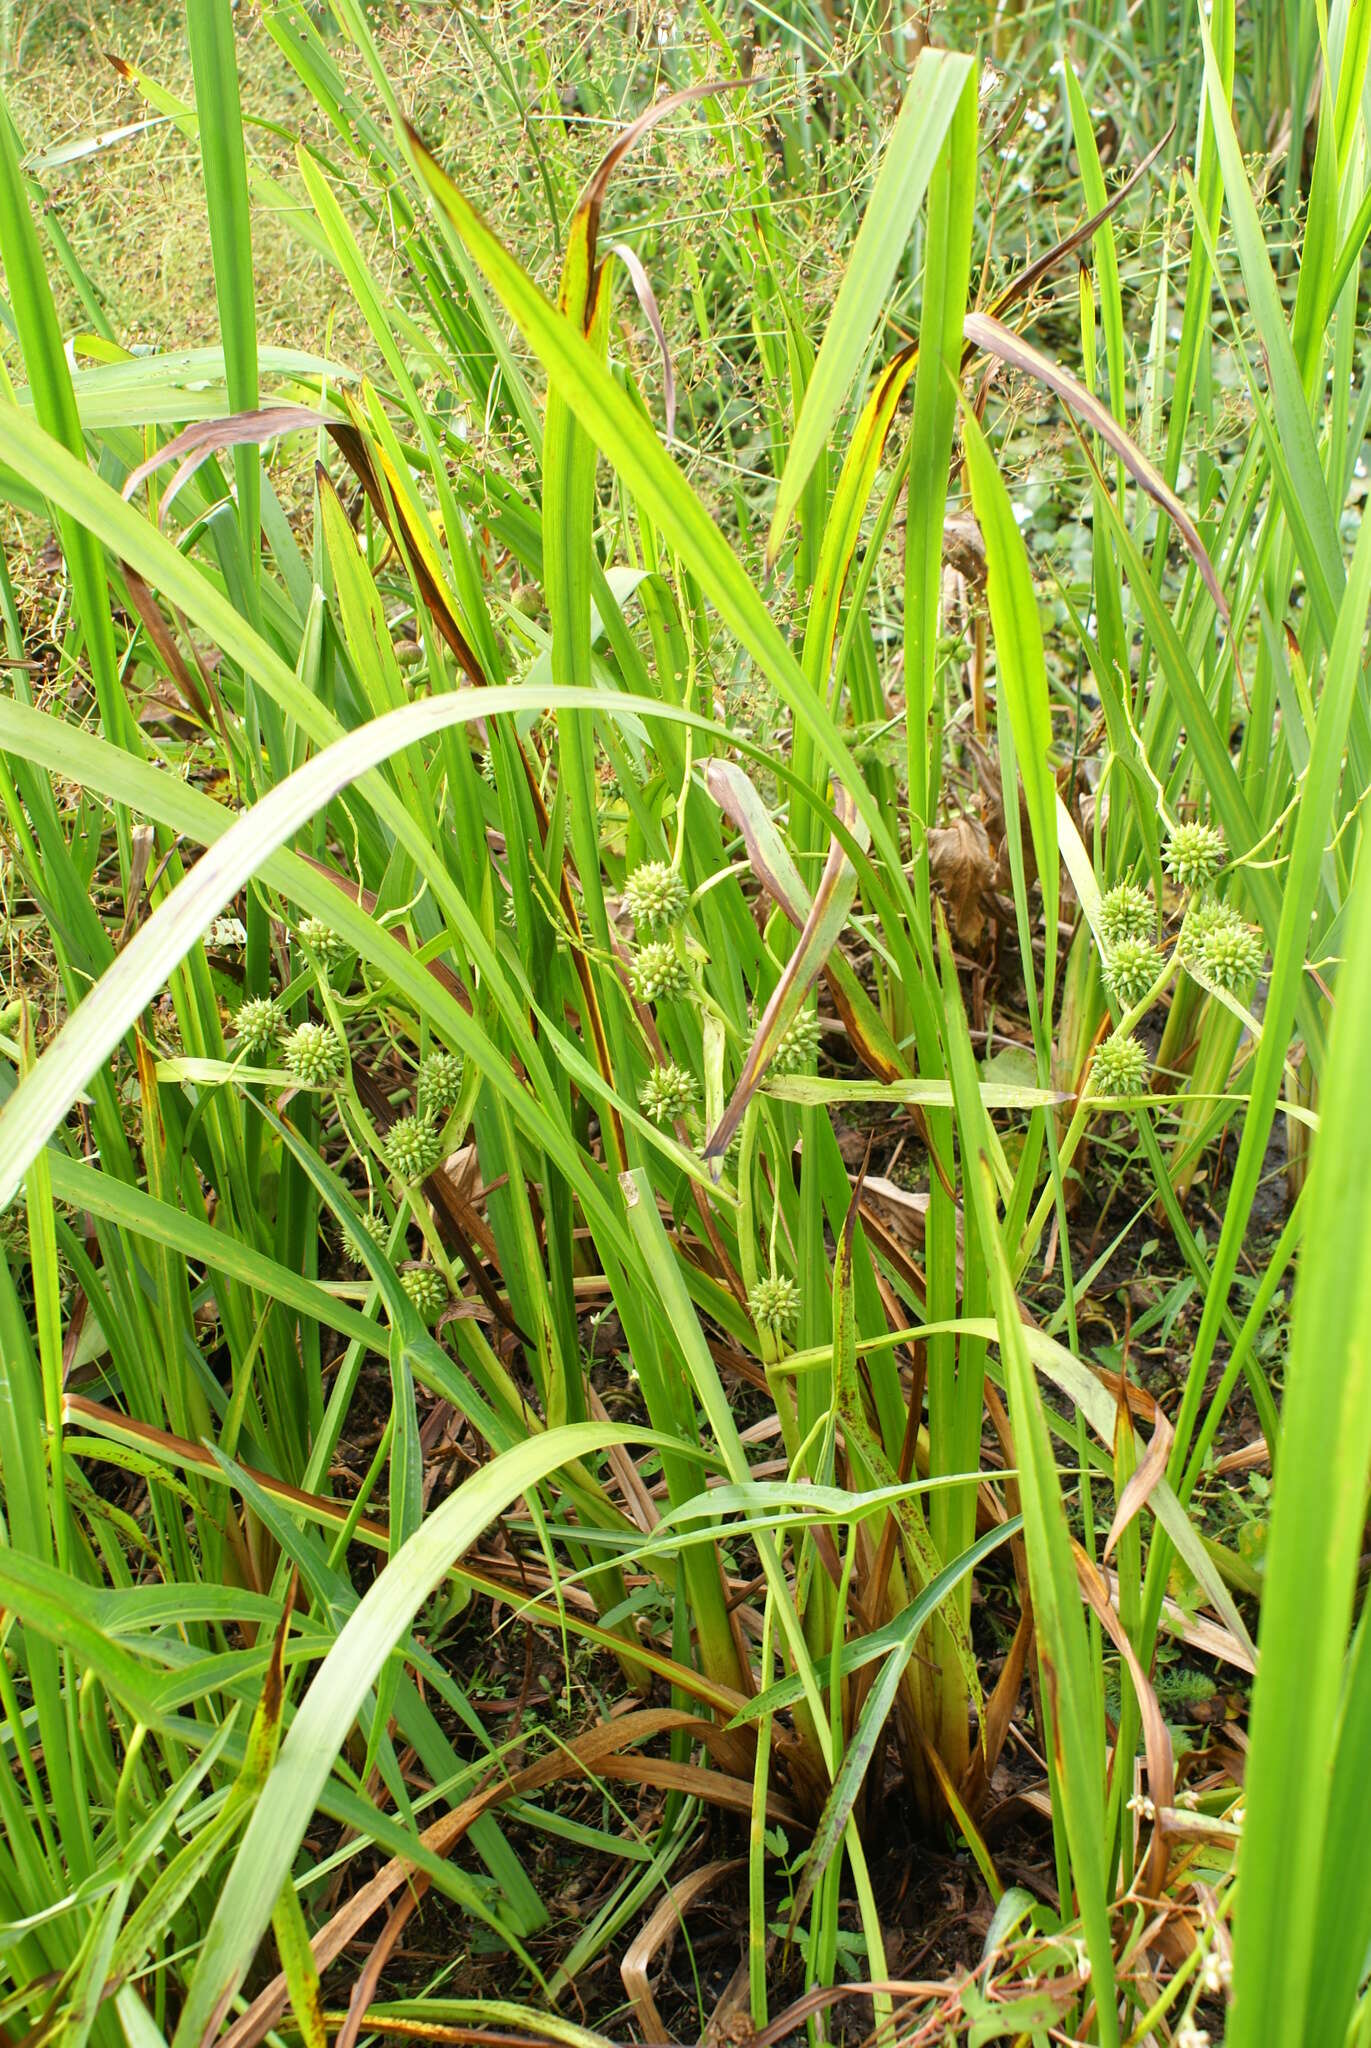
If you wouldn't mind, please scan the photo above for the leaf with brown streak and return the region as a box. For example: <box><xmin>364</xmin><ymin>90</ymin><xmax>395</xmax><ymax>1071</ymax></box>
<box><xmin>979</xmin><ymin>125</ymin><xmax>1174</xmax><ymax>332</ymax></box>
<box><xmin>566</xmin><ymin>79</ymin><xmax>749</xmax><ymax>309</ymax></box>
<box><xmin>608</xmin><ymin>241</ymin><xmax>676</xmax><ymax>440</ymax></box>
<box><xmin>1074</xmin><ymin>1546</ymin><xmax>1175</xmax><ymax>1900</ymax></box>
<box><xmin>1103</xmin><ymin>1407</ymin><xmax>1175</xmax><ymax>1566</ymax></box>
<box><xmin>963</xmin><ymin>309</ymin><xmax>1228</xmax><ymax>624</ymax></box>
<box><xmin>705</xmin><ymin>783</ymin><xmax>868</xmax><ymax>1162</ymax></box>
<box><xmin>704</xmin><ymin>758</ymin><xmax>910</xmax><ymax>1099</ymax></box>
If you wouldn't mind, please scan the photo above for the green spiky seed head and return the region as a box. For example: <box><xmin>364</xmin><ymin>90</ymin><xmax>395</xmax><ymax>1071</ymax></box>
<box><xmin>1098</xmin><ymin>882</ymin><xmax>1154</xmax><ymax>947</ymax></box>
<box><xmin>748</xmin><ymin>1273</ymin><xmax>801</xmax><ymax>1338</ymax></box>
<box><xmin>770</xmin><ymin>1008</ymin><xmax>823</xmax><ymax>1076</ymax></box>
<box><xmin>632</xmin><ymin>939</ymin><xmax>690</xmax><ymax>1004</ymax></box>
<box><xmin>1104</xmin><ymin>937</ymin><xmax>1158</xmax><ymax>1010</ymax></box>
<box><xmin>1164</xmin><ymin>820</ymin><xmax>1226</xmax><ymax>893</ymax></box>
<box><xmin>638</xmin><ymin>1062</ymin><xmax>699</xmax><ymax>1124</ymax></box>
<box><xmin>297</xmin><ymin>918</ymin><xmax>348</xmax><ymax>966</ymax></box>
<box><xmin>400</xmin><ymin>1264</ymin><xmax>448</xmax><ymax>1322</ymax></box>
<box><xmin>339</xmin><ymin>1209</ymin><xmax>380</xmax><ymax>1267</ymax></box>
<box><xmin>622</xmin><ymin>861</ymin><xmax>689</xmax><ymax>933</ymax></box>
<box><xmin>384</xmin><ymin>1116</ymin><xmax>443</xmax><ymax>1183</ymax></box>
<box><xmin>417</xmin><ymin>1050</ymin><xmax>464</xmax><ymax>1118</ymax></box>
<box><xmin>1091</xmin><ymin>1032</ymin><xmax>1149</xmax><ymax>1099</ymax></box>
<box><xmin>282</xmin><ymin>1021</ymin><xmax>344</xmax><ymax>1085</ymax></box>
<box><xmin>1179</xmin><ymin>897</ymin><xmax>1228</xmax><ymax>950</ymax></box>
<box><xmin>234</xmin><ymin>996</ymin><xmax>282</xmax><ymax>1052</ymax></box>
<box><xmin>1190</xmin><ymin>908</ymin><xmax>1264</xmax><ymax>992</ymax></box>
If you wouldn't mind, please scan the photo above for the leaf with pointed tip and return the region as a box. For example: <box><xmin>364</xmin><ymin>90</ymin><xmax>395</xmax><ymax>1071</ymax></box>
<box><xmin>703</xmin><ymin>759</ymin><xmax>905</xmax><ymax>1083</ymax></box>
<box><xmin>767</xmin><ymin>48</ymin><xmax>973</xmax><ymax>562</ymax></box>
<box><xmin>704</xmin><ymin>786</ymin><xmax>868</xmax><ymax>1161</ymax></box>
<box><xmin>964</xmin><ymin>310</ymin><xmax>1227</xmax><ymax>625</ymax></box>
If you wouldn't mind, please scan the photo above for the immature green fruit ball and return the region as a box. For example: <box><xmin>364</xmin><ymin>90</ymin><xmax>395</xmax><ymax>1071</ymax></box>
<box><xmin>400</xmin><ymin>1264</ymin><xmax>448</xmax><ymax>1322</ymax></box>
<box><xmin>1164</xmin><ymin>821</ymin><xmax>1226</xmax><ymax>893</ymax></box>
<box><xmin>298</xmin><ymin>917</ymin><xmax>348</xmax><ymax>966</ymax></box>
<box><xmin>632</xmin><ymin>939</ymin><xmax>690</xmax><ymax>1004</ymax></box>
<box><xmin>1179</xmin><ymin>897</ymin><xmax>1228</xmax><ymax>951</ymax></box>
<box><xmin>1098</xmin><ymin>882</ymin><xmax>1154</xmax><ymax>948</ymax></box>
<box><xmin>1192</xmin><ymin>910</ymin><xmax>1264</xmax><ymax>993</ymax></box>
<box><xmin>1104</xmin><ymin>937</ymin><xmax>1158</xmax><ymax>1010</ymax></box>
<box><xmin>282</xmin><ymin>1021</ymin><xmax>344</xmax><ymax>1085</ymax></box>
<box><xmin>638</xmin><ymin>1062</ymin><xmax>699</xmax><ymax>1124</ymax></box>
<box><xmin>417</xmin><ymin>1050</ymin><xmax>464</xmax><ymax>1119</ymax></box>
<box><xmin>384</xmin><ymin>1116</ymin><xmax>443</xmax><ymax>1183</ymax></box>
<box><xmin>769</xmin><ymin>1008</ymin><xmax>823</xmax><ymax>1076</ymax></box>
<box><xmin>748</xmin><ymin>1273</ymin><xmax>801</xmax><ymax>1338</ymax></box>
<box><xmin>1091</xmin><ymin>1032</ymin><xmax>1149</xmax><ymax>1099</ymax></box>
<box><xmin>622</xmin><ymin>861</ymin><xmax>689</xmax><ymax>933</ymax></box>
<box><xmin>340</xmin><ymin>1210</ymin><xmax>380</xmax><ymax>1267</ymax></box>
<box><xmin>234</xmin><ymin>996</ymin><xmax>282</xmax><ymax>1052</ymax></box>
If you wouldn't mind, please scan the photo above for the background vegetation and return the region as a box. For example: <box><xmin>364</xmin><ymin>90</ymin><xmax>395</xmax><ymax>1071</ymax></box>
<box><xmin>1</xmin><ymin>0</ymin><xmax>1369</xmax><ymax>2042</ymax></box>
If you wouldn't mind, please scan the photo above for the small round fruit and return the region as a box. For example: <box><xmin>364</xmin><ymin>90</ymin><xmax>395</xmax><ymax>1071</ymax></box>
<box><xmin>638</xmin><ymin>1062</ymin><xmax>699</xmax><ymax>1124</ymax></box>
<box><xmin>400</xmin><ymin>1265</ymin><xmax>448</xmax><ymax>1322</ymax></box>
<box><xmin>1164</xmin><ymin>821</ymin><xmax>1226</xmax><ymax>893</ymax></box>
<box><xmin>282</xmin><ymin>1021</ymin><xmax>344</xmax><ymax>1085</ymax></box>
<box><xmin>384</xmin><ymin>1116</ymin><xmax>443</xmax><ymax>1183</ymax></box>
<box><xmin>1104</xmin><ymin>937</ymin><xmax>1158</xmax><ymax>1010</ymax></box>
<box><xmin>632</xmin><ymin>940</ymin><xmax>690</xmax><ymax>1004</ymax></box>
<box><xmin>234</xmin><ymin>996</ymin><xmax>282</xmax><ymax>1052</ymax></box>
<box><xmin>622</xmin><ymin>861</ymin><xmax>689</xmax><ymax>933</ymax></box>
<box><xmin>417</xmin><ymin>1050</ymin><xmax>464</xmax><ymax>1118</ymax></box>
<box><xmin>1098</xmin><ymin>882</ymin><xmax>1154</xmax><ymax>947</ymax></box>
<box><xmin>1091</xmin><ymin>1032</ymin><xmax>1149</xmax><ymax>1099</ymax></box>
<box><xmin>748</xmin><ymin>1273</ymin><xmax>801</xmax><ymax>1338</ymax></box>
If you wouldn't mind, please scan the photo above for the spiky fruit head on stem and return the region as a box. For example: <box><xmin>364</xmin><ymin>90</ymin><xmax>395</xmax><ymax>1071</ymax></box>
<box><xmin>297</xmin><ymin>917</ymin><xmax>348</xmax><ymax>967</ymax></box>
<box><xmin>1185</xmin><ymin>903</ymin><xmax>1264</xmax><ymax>992</ymax></box>
<box><xmin>632</xmin><ymin>939</ymin><xmax>690</xmax><ymax>1003</ymax></box>
<box><xmin>384</xmin><ymin>1115</ymin><xmax>443</xmax><ymax>1183</ymax></box>
<box><xmin>1091</xmin><ymin>1031</ymin><xmax>1149</xmax><ymax>1098</ymax></box>
<box><xmin>1164</xmin><ymin>820</ymin><xmax>1226</xmax><ymax>893</ymax></box>
<box><xmin>1104</xmin><ymin>937</ymin><xmax>1158</xmax><ymax>1010</ymax></box>
<box><xmin>417</xmin><ymin>1049</ymin><xmax>464</xmax><ymax>1118</ymax></box>
<box><xmin>282</xmin><ymin>1021</ymin><xmax>344</xmax><ymax>1085</ymax></box>
<box><xmin>769</xmin><ymin>1008</ymin><xmax>822</xmax><ymax>1076</ymax></box>
<box><xmin>1098</xmin><ymin>882</ymin><xmax>1155</xmax><ymax>947</ymax></box>
<box><xmin>748</xmin><ymin>1272</ymin><xmax>800</xmax><ymax>1338</ymax></box>
<box><xmin>233</xmin><ymin>995</ymin><xmax>282</xmax><ymax>1052</ymax></box>
<box><xmin>400</xmin><ymin>1264</ymin><xmax>448</xmax><ymax>1321</ymax></box>
<box><xmin>638</xmin><ymin>1062</ymin><xmax>699</xmax><ymax>1124</ymax></box>
<box><xmin>622</xmin><ymin>860</ymin><xmax>689</xmax><ymax>933</ymax></box>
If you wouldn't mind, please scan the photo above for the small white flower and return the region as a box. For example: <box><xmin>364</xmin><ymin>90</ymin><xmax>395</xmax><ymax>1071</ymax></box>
<box><xmin>1127</xmin><ymin>1792</ymin><xmax>1156</xmax><ymax>1821</ymax></box>
<box><xmin>1230</xmin><ymin>1801</ymin><xmax>1246</xmax><ymax>1826</ymax></box>
<box><xmin>1199</xmin><ymin>1949</ymin><xmax>1232</xmax><ymax>1996</ymax></box>
<box><xmin>1176</xmin><ymin>2027</ymin><xmax>1210</xmax><ymax>2048</ymax></box>
<box><xmin>1177</xmin><ymin>1787</ymin><xmax>1201</xmax><ymax>1810</ymax></box>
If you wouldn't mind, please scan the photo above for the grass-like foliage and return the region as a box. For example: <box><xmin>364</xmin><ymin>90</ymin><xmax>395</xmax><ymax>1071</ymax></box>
<box><xmin>0</xmin><ymin>0</ymin><xmax>1369</xmax><ymax>2041</ymax></box>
